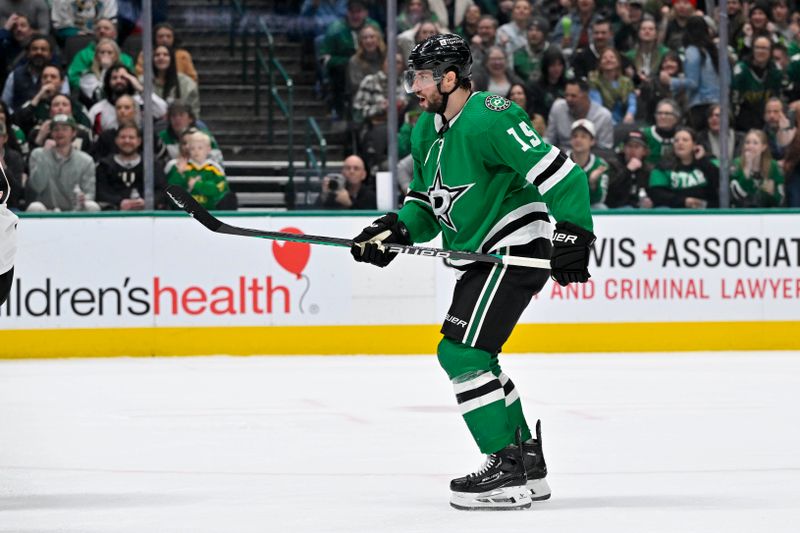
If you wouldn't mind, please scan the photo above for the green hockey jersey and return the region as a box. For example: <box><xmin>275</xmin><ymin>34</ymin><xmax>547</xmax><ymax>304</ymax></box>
<box><xmin>648</xmin><ymin>157</ymin><xmax>719</xmax><ymax>208</ymax></box>
<box><xmin>397</xmin><ymin>92</ymin><xmax>592</xmax><ymax>266</ymax></box>
<box><xmin>731</xmin><ymin>61</ymin><xmax>783</xmax><ymax>97</ymax></box>
<box><xmin>787</xmin><ymin>54</ymin><xmax>800</xmax><ymax>100</ymax></box>
<box><xmin>731</xmin><ymin>61</ymin><xmax>783</xmax><ymax>129</ymax></box>
<box><xmin>730</xmin><ymin>157</ymin><xmax>785</xmax><ymax>207</ymax></box>
<box><xmin>568</xmin><ymin>151</ymin><xmax>609</xmax><ymax>206</ymax></box>
<box><xmin>641</xmin><ymin>125</ymin><xmax>674</xmax><ymax>166</ymax></box>
<box><xmin>166</xmin><ymin>159</ymin><xmax>229</xmax><ymax>209</ymax></box>
<box><xmin>788</xmin><ymin>54</ymin><xmax>800</xmax><ymax>81</ymax></box>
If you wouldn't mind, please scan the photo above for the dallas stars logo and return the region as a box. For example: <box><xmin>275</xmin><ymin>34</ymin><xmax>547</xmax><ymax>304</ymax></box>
<box><xmin>485</xmin><ymin>95</ymin><xmax>511</xmax><ymax>111</ymax></box>
<box><xmin>427</xmin><ymin>169</ymin><xmax>473</xmax><ymax>232</ymax></box>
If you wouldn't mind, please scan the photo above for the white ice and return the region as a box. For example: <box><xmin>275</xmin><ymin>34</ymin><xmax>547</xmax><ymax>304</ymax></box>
<box><xmin>2</xmin><ymin>352</ymin><xmax>799</xmax><ymax>533</ymax></box>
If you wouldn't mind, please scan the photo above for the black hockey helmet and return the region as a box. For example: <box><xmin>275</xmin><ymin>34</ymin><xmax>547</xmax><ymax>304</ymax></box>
<box><xmin>404</xmin><ymin>34</ymin><xmax>472</xmax><ymax>93</ymax></box>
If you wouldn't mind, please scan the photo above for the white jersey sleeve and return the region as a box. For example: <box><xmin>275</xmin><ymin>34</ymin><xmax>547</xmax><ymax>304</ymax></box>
<box><xmin>0</xmin><ymin>205</ymin><xmax>18</xmax><ymax>274</ymax></box>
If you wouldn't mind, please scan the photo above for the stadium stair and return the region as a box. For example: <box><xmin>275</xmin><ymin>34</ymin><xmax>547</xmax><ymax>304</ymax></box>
<box><xmin>166</xmin><ymin>0</ymin><xmax>347</xmax><ymax>209</ymax></box>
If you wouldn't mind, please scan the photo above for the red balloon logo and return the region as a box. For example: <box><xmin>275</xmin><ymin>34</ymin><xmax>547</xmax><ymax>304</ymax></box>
<box><xmin>272</xmin><ymin>227</ymin><xmax>310</xmax><ymax>279</ymax></box>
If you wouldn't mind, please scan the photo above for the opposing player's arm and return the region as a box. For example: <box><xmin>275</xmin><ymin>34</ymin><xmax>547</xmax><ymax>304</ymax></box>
<box><xmin>490</xmin><ymin>106</ymin><xmax>593</xmax><ymax>231</ymax></box>
<box><xmin>1</xmin><ymin>166</ymin><xmax>19</xmax><ymax>305</ymax></box>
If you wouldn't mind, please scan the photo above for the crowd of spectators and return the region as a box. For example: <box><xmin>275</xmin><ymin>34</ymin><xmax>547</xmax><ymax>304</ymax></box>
<box><xmin>4</xmin><ymin>1</ymin><xmax>800</xmax><ymax>213</ymax></box>
<box><xmin>301</xmin><ymin>0</ymin><xmax>800</xmax><ymax>209</ymax></box>
<box><xmin>0</xmin><ymin>0</ymin><xmax>234</xmax><ymax>212</ymax></box>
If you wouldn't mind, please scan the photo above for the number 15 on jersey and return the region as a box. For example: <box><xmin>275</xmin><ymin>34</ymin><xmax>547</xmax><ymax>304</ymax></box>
<box><xmin>506</xmin><ymin>121</ymin><xmax>542</xmax><ymax>152</ymax></box>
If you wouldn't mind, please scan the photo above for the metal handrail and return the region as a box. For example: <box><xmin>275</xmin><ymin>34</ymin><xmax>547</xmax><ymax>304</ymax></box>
<box><xmin>303</xmin><ymin>149</ymin><xmax>320</xmax><ymax>207</ymax></box>
<box><xmin>220</xmin><ymin>0</ymin><xmax>248</xmax><ymax>82</ymax></box>
<box><xmin>253</xmin><ymin>18</ymin><xmax>295</xmax><ymax>208</ymax></box>
<box><xmin>304</xmin><ymin>117</ymin><xmax>328</xmax><ymax>207</ymax></box>
<box><xmin>305</xmin><ymin>117</ymin><xmax>327</xmax><ymax>175</ymax></box>
<box><xmin>220</xmin><ymin>0</ymin><xmax>304</xmax><ymax>209</ymax></box>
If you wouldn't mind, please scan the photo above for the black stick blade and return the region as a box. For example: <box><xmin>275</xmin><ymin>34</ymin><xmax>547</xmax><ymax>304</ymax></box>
<box><xmin>166</xmin><ymin>185</ymin><xmax>222</xmax><ymax>231</ymax></box>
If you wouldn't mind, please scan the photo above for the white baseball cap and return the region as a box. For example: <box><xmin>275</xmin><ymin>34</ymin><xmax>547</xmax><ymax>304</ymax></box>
<box><xmin>570</xmin><ymin>118</ymin><xmax>596</xmax><ymax>138</ymax></box>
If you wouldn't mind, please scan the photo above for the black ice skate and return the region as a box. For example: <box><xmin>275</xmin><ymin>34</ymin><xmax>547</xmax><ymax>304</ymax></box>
<box><xmin>449</xmin><ymin>434</ymin><xmax>531</xmax><ymax>511</ymax></box>
<box><xmin>522</xmin><ymin>420</ymin><xmax>551</xmax><ymax>501</ymax></box>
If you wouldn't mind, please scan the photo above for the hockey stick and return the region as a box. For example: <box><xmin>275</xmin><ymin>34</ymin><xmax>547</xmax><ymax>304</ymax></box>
<box><xmin>166</xmin><ymin>185</ymin><xmax>551</xmax><ymax>269</ymax></box>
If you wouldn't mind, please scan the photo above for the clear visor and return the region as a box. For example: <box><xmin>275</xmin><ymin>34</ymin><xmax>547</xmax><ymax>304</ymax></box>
<box><xmin>403</xmin><ymin>69</ymin><xmax>441</xmax><ymax>94</ymax></box>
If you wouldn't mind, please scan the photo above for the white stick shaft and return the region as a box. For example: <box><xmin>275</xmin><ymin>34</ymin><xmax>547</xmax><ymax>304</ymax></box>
<box><xmin>501</xmin><ymin>256</ymin><xmax>551</xmax><ymax>269</ymax></box>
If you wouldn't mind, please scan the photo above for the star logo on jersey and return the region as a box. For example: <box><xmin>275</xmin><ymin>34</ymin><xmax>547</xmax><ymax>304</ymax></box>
<box><xmin>427</xmin><ymin>168</ymin><xmax>473</xmax><ymax>232</ymax></box>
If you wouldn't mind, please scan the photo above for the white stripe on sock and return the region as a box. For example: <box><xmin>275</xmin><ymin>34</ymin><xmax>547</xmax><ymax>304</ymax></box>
<box><xmin>453</xmin><ymin>371</ymin><xmax>496</xmax><ymax>395</ymax></box>
<box><xmin>459</xmin><ymin>388</ymin><xmax>507</xmax><ymax>415</ymax></box>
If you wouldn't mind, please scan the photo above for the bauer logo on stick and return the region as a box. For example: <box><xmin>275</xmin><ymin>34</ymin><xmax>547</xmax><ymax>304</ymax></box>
<box><xmin>387</xmin><ymin>245</ymin><xmax>450</xmax><ymax>258</ymax></box>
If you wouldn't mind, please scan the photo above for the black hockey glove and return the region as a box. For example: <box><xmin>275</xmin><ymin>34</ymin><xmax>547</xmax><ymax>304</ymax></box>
<box><xmin>550</xmin><ymin>221</ymin><xmax>596</xmax><ymax>286</ymax></box>
<box><xmin>350</xmin><ymin>212</ymin><xmax>411</xmax><ymax>268</ymax></box>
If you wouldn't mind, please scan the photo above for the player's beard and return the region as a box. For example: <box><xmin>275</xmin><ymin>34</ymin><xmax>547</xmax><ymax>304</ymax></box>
<box><xmin>421</xmin><ymin>91</ymin><xmax>445</xmax><ymax>115</ymax></box>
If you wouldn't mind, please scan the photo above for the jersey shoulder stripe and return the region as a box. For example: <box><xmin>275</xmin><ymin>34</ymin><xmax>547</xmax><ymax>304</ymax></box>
<box><xmin>525</xmin><ymin>148</ymin><xmax>559</xmax><ymax>183</ymax></box>
<box><xmin>525</xmin><ymin>146</ymin><xmax>576</xmax><ymax>195</ymax></box>
<box><xmin>530</xmin><ymin>149</ymin><xmax>569</xmax><ymax>186</ymax></box>
<box><xmin>538</xmin><ymin>159</ymin><xmax>578</xmax><ymax>195</ymax></box>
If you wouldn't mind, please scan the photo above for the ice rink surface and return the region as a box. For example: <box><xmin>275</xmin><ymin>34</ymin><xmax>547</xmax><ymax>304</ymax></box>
<box><xmin>2</xmin><ymin>352</ymin><xmax>799</xmax><ymax>533</ymax></box>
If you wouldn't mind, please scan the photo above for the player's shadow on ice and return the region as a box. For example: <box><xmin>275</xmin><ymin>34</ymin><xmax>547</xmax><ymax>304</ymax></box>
<box><xmin>0</xmin><ymin>492</ymin><xmax>193</xmax><ymax>511</ymax></box>
<box><xmin>542</xmin><ymin>495</ymin><xmax>776</xmax><ymax>511</ymax></box>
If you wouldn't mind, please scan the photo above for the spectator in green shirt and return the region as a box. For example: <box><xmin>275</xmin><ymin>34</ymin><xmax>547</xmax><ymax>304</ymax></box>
<box><xmin>731</xmin><ymin>35</ymin><xmax>784</xmax><ymax>132</ymax></box>
<box><xmin>648</xmin><ymin>126</ymin><xmax>719</xmax><ymax>209</ymax></box>
<box><xmin>730</xmin><ymin>129</ymin><xmax>785</xmax><ymax>208</ymax></box>
<box><xmin>319</xmin><ymin>0</ymin><xmax>380</xmax><ymax>117</ymax></box>
<box><xmin>66</xmin><ymin>18</ymin><xmax>133</xmax><ymax>92</ymax></box>
<box><xmin>166</xmin><ymin>130</ymin><xmax>235</xmax><ymax>210</ymax></box>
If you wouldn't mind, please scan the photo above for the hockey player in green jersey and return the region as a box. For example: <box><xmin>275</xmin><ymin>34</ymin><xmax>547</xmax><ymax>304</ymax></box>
<box><xmin>350</xmin><ymin>34</ymin><xmax>595</xmax><ymax>511</ymax></box>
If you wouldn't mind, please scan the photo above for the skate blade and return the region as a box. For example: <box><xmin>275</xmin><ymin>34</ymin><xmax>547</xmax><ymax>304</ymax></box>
<box><xmin>527</xmin><ymin>477</ymin><xmax>551</xmax><ymax>501</ymax></box>
<box><xmin>450</xmin><ymin>486</ymin><xmax>532</xmax><ymax>511</ymax></box>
